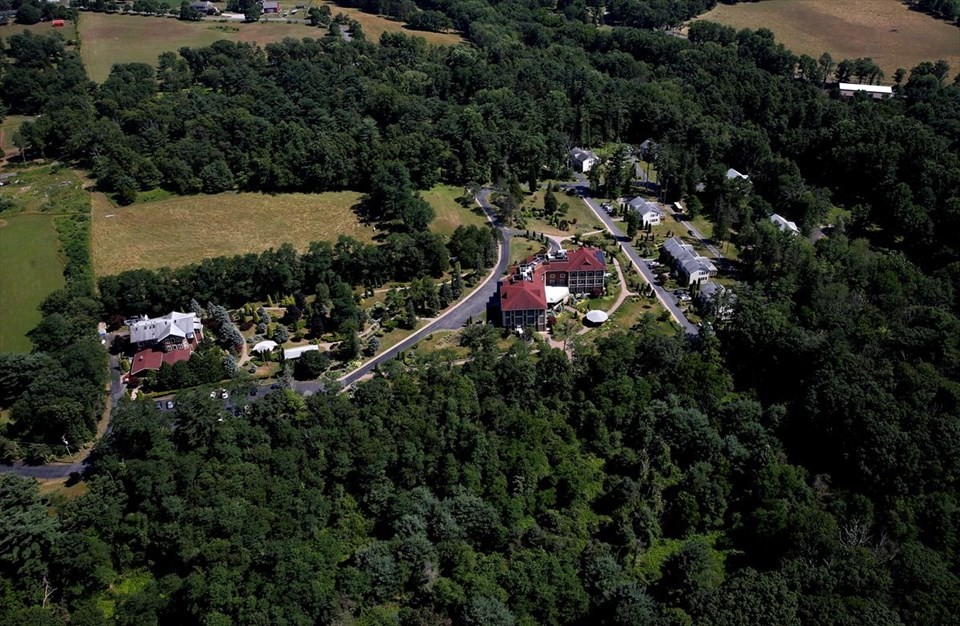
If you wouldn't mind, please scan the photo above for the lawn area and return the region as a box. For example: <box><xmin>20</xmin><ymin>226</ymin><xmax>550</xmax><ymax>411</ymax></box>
<box><xmin>0</xmin><ymin>115</ymin><xmax>35</xmax><ymax>155</ymax></box>
<box><xmin>410</xmin><ymin>329</ymin><xmax>469</xmax><ymax>361</ymax></box>
<box><xmin>507</xmin><ymin>237</ymin><xmax>547</xmax><ymax>268</ymax></box>
<box><xmin>518</xmin><ymin>189</ymin><xmax>606</xmax><ymax>237</ymax></box>
<box><xmin>0</xmin><ymin>18</ymin><xmax>77</xmax><ymax>42</ymax></box>
<box><xmin>78</xmin><ymin>12</ymin><xmax>328</xmax><ymax>82</ymax></box>
<box><xmin>0</xmin><ymin>165</ymin><xmax>89</xmax><ymax>215</ymax></box>
<box><xmin>604</xmin><ymin>295</ymin><xmax>677</xmax><ymax>336</ymax></box>
<box><xmin>694</xmin><ymin>0</ymin><xmax>960</xmax><ymax>81</ymax></box>
<box><xmin>0</xmin><ymin>215</ymin><xmax>66</xmax><ymax>353</ymax></box>
<box><xmin>91</xmin><ymin>189</ymin><xmax>374</xmax><ymax>275</ymax></box>
<box><xmin>425</xmin><ymin>184</ymin><xmax>488</xmax><ymax>238</ymax></box>
<box><xmin>318</xmin><ymin>1</ymin><xmax>463</xmax><ymax>46</ymax></box>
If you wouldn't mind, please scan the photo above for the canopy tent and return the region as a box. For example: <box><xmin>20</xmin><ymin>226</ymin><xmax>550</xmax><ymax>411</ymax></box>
<box><xmin>585</xmin><ymin>310</ymin><xmax>609</xmax><ymax>324</ymax></box>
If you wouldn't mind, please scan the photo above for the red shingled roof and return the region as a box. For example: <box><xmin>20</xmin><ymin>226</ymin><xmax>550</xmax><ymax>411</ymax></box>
<box><xmin>553</xmin><ymin>247</ymin><xmax>606</xmax><ymax>271</ymax></box>
<box><xmin>500</xmin><ymin>278</ymin><xmax>547</xmax><ymax>311</ymax></box>
<box><xmin>130</xmin><ymin>338</ymin><xmax>199</xmax><ymax>375</ymax></box>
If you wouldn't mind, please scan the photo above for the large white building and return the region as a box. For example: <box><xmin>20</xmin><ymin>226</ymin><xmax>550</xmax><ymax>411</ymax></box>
<box><xmin>129</xmin><ymin>311</ymin><xmax>202</xmax><ymax>351</ymax></box>
<box><xmin>662</xmin><ymin>237</ymin><xmax>717</xmax><ymax>286</ymax></box>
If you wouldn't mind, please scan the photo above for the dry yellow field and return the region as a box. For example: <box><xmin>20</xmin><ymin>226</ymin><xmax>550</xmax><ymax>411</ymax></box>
<box><xmin>319</xmin><ymin>1</ymin><xmax>463</xmax><ymax>46</ymax></box>
<box><xmin>79</xmin><ymin>12</ymin><xmax>328</xmax><ymax>82</ymax></box>
<box><xmin>91</xmin><ymin>190</ymin><xmax>374</xmax><ymax>275</ymax></box>
<box><xmin>695</xmin><ymin>0</ymin><xmax>960</xmax><ymax>80</ymax></box>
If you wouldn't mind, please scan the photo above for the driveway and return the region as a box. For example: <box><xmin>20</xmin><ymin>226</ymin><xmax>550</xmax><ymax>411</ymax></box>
<box><xmin>568</xmin><ymin>176</ymin><xmax>698</xmax><ymax>335</ymax></box>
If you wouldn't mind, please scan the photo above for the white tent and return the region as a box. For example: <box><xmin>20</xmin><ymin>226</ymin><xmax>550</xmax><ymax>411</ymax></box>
<box><xmin>252</xmin><ymin>340</ymin><xmax>278</xmax><ymax>353</ymax></box>
<box><xmin>585</xmin><ymin>310</ymin><xmax>609</xmax><ymax>324</ymax></box>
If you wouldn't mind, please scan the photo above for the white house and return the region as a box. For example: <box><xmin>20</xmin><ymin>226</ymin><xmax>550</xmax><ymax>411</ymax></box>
<box><xmin>662</xmin><ymin>237</ymin><xmax>717</xmax><ymax>286</ymax></box>
<box><xmin>129</xmin><ymin>311</ymin><xmax>202</xmax><ymax>351</ymax></box>
<box><xmin>838</xmin><ymin>82</ymin><xmax>893</xmax><ymax>99</ymax></box>
<box><xmin>627</xmin><ymin>197</ymin><xmax>666</xmax><ymax>226</ymax></box>
<box><xmin>569</xmin><ymin>148</ymin><xmax>598</xmax><ymax>173</ymax></box>
<box><xmin>770</xmin><ymin>213</ymin><xmax>799</xmax><ymax>235</ymax></box>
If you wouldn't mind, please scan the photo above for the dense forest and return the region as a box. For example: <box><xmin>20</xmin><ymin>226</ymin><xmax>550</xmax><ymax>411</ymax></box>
<box><xmin>2</xmin><ymin>0</ymin><xmax>960</xmax><ymax>622</ymax></box>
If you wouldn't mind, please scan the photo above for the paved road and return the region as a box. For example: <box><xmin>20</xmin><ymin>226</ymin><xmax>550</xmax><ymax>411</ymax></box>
<box><xmin>0</xmin><ymin>352</ymin><xmax>125</xmax><ymax>479</ymax></box>
<box><xmin>664</xmin><ymin>204</ymin><xmax>723</xmax><ymax>260</ymax></box>
<box><xmin>297</xmin><ymin>190</ymin><xmax>511</xmax><ymax>392</ymax></box>
<box><xmin>569</xmin><ymin>176</ymin><xmax>698</xmax><ymax>335</ymax></box>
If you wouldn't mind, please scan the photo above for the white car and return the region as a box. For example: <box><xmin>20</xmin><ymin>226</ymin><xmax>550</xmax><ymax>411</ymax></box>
<box><xmin>209</xmin><ymin>390</ymin><xmax>217</xmax><ymax>399</ymax></box>
<box><xmin>220</xmin><ymin>389</ymin><xmax>229</xmax><ymax>399</ymax></box>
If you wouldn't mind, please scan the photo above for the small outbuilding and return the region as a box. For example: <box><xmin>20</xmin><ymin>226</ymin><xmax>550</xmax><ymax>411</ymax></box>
<box><xmin>283</xmin><ymin>345</ymin><xmax>320</xmax><ymax>360</ymax></box>
<box><xmin>52</xmin><ymin>19</ymin><xmax>65</xmax><ymax>27</ymax></box>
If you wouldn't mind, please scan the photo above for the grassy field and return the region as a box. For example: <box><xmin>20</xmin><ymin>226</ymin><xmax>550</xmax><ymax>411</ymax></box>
<box><xmin>520</xmin><ymin>190</ymin><xmax>607</xmax><ymax>237</ymax></box>
<box><xmin>0</xmin><ymin>215</ymin><xmax>66</xmax><ymax>352</ymax></box>
<box><xmin>508</xmin><ymin>237</ymin><xmax>547</xmax><ymax>268</ymax></box>
<box><xmin>78</xmin><ymin>8</ymin><xmax>462</xmax><ymax>82</ymax></box>
<box><xmin>0</xmin><ymin>166</ymin><xmax>89</xmax><ymax>215</ymax></box>
<box><xmin>0</xmin><ymin>115</ymin><xmax>35</xmax><ymax>155</ymax></box>
<box><xmin>318</xmin><ymin>1</ymin><xmax>463</xmax><ymax>46</ymax></box>
<box><xmin>0</xmin><ymin>19</ymin><xmax>78</xmax><ymax>41</ymax></box>
<box><xmin>91</xmin><ymin>190</ymin><xmax>374</xmax><ymax>275</ymax></box>
<box><xmin>425</xmin><ymin>184</ymin><xmax>489</xmax><ymax>238</ymax></box>
<box><xmin>78</xmin><ymin>13</ymin><xmax>327</xmax><ymax>81</ymax></box>
<box><xmin>695</xmin><ymin>0</ymin><xmax>960</xmax><ymax>80</ymax></box>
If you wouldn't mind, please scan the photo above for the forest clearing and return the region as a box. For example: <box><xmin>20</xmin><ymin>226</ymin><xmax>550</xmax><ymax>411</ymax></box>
<box><xmin>694</xmin><ymin>0</ymin><xmax>960</xmax><ymax>80</ymax></box>
<box><xmin>91</xmin><ymin>190</ymin><xmax>372</xmax><ymax>275</ymax></box>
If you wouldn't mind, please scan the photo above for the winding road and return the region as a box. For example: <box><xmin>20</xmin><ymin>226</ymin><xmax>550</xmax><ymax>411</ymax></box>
<box><xmin>568</xmin><ymin>176</ymin><xmax>699</xmax><ymax>335</ymax></box>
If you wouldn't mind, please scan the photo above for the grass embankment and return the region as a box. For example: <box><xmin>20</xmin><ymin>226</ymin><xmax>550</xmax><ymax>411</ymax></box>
<box><xmin>425</xmin><ymin>184</ymin><xmax>489</xmax><ymax>238</ymax></box>
<box><xmin>0</xmin><ymin>215</ymin><xmax>66</xmax><ymax>352</ymax></box>
<box><xmin>694</xmin><ymin>0</ymin><xmax>960</xmax><ymax>80</ymax></box>
<box><xmin>91</xmin><ymin>190</ymin><xmax>373</xmax><ymax>275</ymax></box>
<box><xmin>318</xmin><ymin>1</ymin><xmax>463</xmax><ymax>46</ymax></box>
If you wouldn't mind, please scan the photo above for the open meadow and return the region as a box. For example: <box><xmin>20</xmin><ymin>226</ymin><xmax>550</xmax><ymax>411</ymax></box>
<box><xmin>78</xmin><ymin>12</ymin><xmax>325</xmax><ymax>81</ymax></box>
<box><xmin>316</xmin><ymin>1</ymin><xmax>463</xmax><ymax>46</ymax></box>
<box><xmin>424</xmin><ymin>184</ymin><xmax>489</xmax><ymax>238</ymax></box>
<box><xmin>0</xmin><ymin>215</ymin><xmax>66</xmax><ymax>352</ymax></box>
<box><xmin>91</xmin><ymin>190</ymin><xmax>374</xmax><ymax>275</ymax></box>
<box><xmin>78</xmin><ymin>7</ymin><xmax>462</xmax><ymax>82</ymax></box>
<box><xmin>694</xmin><ymin>0</ymin><xmax>960</xmax><ymax>80</ymax></box>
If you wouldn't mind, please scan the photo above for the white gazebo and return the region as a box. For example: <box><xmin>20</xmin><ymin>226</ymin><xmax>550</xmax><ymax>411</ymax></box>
<box><xmin>585</xmin><ymin>310</ymin><xmax>609</xmax><ymax>325</ymax></box>
<box><xmin>251</xmin><ymin>340</ymin><xmax>278</xmax><ymax>354</ymax></box>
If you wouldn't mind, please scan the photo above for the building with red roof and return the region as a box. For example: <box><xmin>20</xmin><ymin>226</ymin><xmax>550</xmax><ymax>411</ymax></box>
<box><xmin>499</xmin><ymin>246</ymin><xmax>606</xmax><ymax>331</ymax></box>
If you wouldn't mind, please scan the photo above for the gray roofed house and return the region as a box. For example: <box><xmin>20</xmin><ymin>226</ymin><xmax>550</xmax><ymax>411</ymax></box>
<box><xmin>770</xmin><ymin>213</ymin><xmax>799</xmax><ymax>235</ymax></box>
<box><xmin>661</xmin><ymin>237</ymin><xmax>717</xmax><ymax>286</ymax></box>
<box><xmin>627</xmin><ymin>197</ymin><xmax>665</xmax><ymax>226</ymax></box>
<box><xmin>569</xmin><ymin>147</ymin><xmax>599</xmax><ymax>173</ymax></box>
<box><xmin>698</xmin><ymin>281</ymin><xmax>736</xmax><ymax>320</ymax></box>
<box><xmin>129</xmin><ymin>311</ymin><xmax>203</xmax><ymax>350</ymax></box>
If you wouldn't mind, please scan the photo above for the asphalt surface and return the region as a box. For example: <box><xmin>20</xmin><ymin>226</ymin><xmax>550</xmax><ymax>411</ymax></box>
<box><xmin>569</xmin><ymin>176</ymin><xmax>699</xmax><ymax>336</ymax></box>
<box><xmin>0</xmin><ymin>352</ymin><xmax>125</xmax><ymax>479</ymax></box>
<box><xmin>299</xmin><ymin>189</ymin><xmax>512</xmax><ymax>392</ymax></box>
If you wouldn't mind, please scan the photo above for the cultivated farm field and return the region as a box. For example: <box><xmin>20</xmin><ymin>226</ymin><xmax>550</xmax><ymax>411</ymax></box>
<box><xmin>0</xmin><ymin>215</ymin><xmax>66</xmax><ymax>353</ymax></box>
<box><xmin>694</xmin><ymin>0</ymin><xmax>960</xmax><ymax>80</ymax></box>
<box><xmin>78</xmin><ymin>12</ymin><xmax>326</xmax><ymax>82</ymax></box>
<box><xmin>91</xmin><ymin>190</ymin><xmax>375</xmax><ymax>275</ymax></box>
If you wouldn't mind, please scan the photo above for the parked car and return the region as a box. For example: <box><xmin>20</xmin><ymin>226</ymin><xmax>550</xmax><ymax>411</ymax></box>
<box><xmin>165</xmin><ymin>400</ymin><xmax>174</xmax><ymax>409</ymax></box>
<box><xmin>249</xmin><ymin>386</ymin><xmax>258</xmax><ymax>396</ymax></box>
<box><xmin>220</xmin><ymin>389</ymin><xmax>229</xmax><ymax>399</ymax></box>
<box><xmin>209</xmin><ymin>390</ymin><xmax>217</xmax><ymax>399</ymax></box>
<box><xmin>155</xmin><ymin>401</ymin><xmax>162</xmax><ymax>410</ymax></box>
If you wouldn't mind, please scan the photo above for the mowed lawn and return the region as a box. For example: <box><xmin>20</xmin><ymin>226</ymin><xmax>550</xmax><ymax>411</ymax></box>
<box><xmin>695</xmin><ymin>0</ymin><xmax>960</xmax><ymax>80</ymax></box>
<box><xmin>91</xmin><ymin>190</ymin><xmax>375</xmax><ymax>275</ymax></box>
<box><xmin>0</xmin><ymin>215</ymin><xmax>66</xmax><ymax>353</ymax></box>
<box><xmin>425</xmin><ymin>184</ymin><xmax>489</xmax><ymax>238</ymax></box>
<box><xmin>79</xmin><ymin>13</ymin><xmax>327</xmax><ymax>82</ymax></box>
